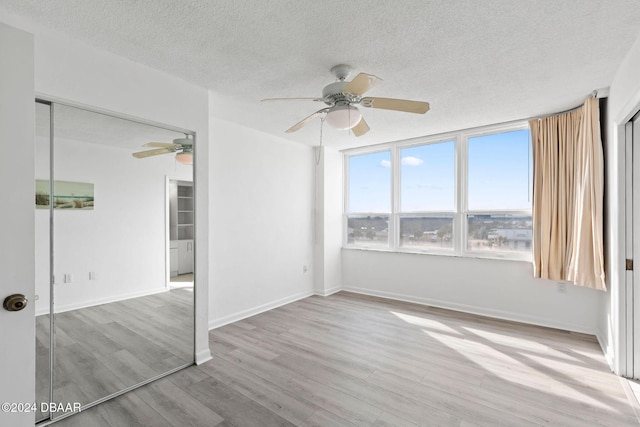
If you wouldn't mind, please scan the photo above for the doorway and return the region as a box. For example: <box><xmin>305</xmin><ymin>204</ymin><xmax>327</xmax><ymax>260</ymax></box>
<box><xmin>168</xmin><ymin>179</ymin><xmax>194</xmax><ymax>288</ymax></box>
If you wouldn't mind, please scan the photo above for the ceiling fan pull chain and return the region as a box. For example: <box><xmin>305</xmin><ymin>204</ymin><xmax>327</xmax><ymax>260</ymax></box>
<box><xmin>316</xmin><ymin>117</ymin><xmax>325</xmax><ymax>166</ymax></box>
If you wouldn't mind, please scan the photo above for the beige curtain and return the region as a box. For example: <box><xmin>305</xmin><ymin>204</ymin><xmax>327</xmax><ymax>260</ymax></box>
<box><xmin>530</xmin><ymin>97</ymin><xmax>605</xmax><ymax>290</ymax></box>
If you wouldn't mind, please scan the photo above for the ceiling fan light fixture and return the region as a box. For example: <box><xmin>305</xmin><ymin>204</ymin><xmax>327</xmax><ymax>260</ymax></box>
<box><xmin>325</xmin><ymin>105</ymin><xmax>362</xmax><ymax>130</ymax></box>
<box><xmin>176</xmin><ymin>152</ymin><xmax>193</xmax><ymax>165</ymax></box>
<box><xmin>265</xmin><ymin>66</ymin><xmax>429</xmax><ymax>136</ymax></box>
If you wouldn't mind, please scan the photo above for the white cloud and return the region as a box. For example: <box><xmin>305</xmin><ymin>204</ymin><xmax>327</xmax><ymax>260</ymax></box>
<box><xmin>380</xmin><ymin>159</ymin><xmax>391</xmax><ymax>168</ymax></box>
<box><xmin>401</xmin><ymin>156</ymin><xmax>424</xmax><ymax>166</ymax></box>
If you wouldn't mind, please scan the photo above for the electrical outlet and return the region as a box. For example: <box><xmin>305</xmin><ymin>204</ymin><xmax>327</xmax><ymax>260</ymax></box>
<box><xmin>89</xmin><ymin>271</ymin><xmax>96</xmax><ymax>280</ymax></box>
<box><xmin>557</xmin><ymin>282</ymin><xmax>567</xmax><ymax>293</ymax></box>
<box><xmin>64</xmin><ymin>274</ymin><xmax>72</xmax><ymax>283</ymax></box>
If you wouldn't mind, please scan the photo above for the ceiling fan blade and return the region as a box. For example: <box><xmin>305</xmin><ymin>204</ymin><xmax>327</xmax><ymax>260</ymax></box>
<box><xmin>132</xmin><ymin>148</ymin><xmax>173</xmax><ymax>159</ymax></box>
<box><xmin>361</xmin><ymin>97</ymin><xmax>430</xmax><ymax>114</ymax></box>
<box><xmin>285</xmin><ymin>108</ymin><xmax>330</xmax><ymax>133</ymax></box>
<box><xmin>143</xmin><ymin>142</ymin><xmax>180</xmax><ymax>148</ymax></box>
<box><xmin>342</xmin><ymin>73</ymin><xmax>382</xmax><ymax>96</ymax></box>
<box><xmin>261</xmin><ymin>97</ymin><xmax>324</xmax><ymax>102</ymax></box>
<box><xmin>351</xmin><ymin>117</ymin><xmax>370</xmax><ymax>137</ymax></box>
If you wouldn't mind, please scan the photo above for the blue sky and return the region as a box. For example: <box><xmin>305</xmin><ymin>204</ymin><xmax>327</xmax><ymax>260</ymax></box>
<box><xmin>348</xmin><ymin>129</ymin><xmax>531</xmax><ymax>213</ymax></box>
<box><xmin>468</xmin><ymin>129</ymin><xmax>531</xmax><ymax>210</ymax></box>
<box><xmin>349</xmin><ymin>151</ymin><xmax>391</xmax><ymax>212</ymax></box>
<box><xmin>400</xmin><ymin>142</ymin><xmax>454</xmax><ymax>211</ymax></box>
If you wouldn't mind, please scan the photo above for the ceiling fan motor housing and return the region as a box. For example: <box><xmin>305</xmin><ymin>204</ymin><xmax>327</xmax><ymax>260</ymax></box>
<box><xmin>322</xmin><ymin>81</ymin><xmax>361</xmax><ymax>107</ymax></box>
<box><xmin>173</xmin><ymin>137</ymin><xmax>192</xmax><ymax>147</ymax></box>
<box><xmin>322</xmin><ymin>81</ymin><xmax>348</xmax><ymax>99</ymax></box>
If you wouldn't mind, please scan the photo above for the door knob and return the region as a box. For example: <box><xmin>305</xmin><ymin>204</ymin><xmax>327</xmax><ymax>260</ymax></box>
<box><xmin>3</xmin><ymin>294</ymin><xmax>28</xmax><ymax>312</ymax></box>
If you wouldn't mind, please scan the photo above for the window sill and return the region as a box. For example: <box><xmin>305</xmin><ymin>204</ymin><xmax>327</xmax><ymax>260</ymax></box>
<box><xmin>341</xmin><ymin>246</ymin><xmax>532</xmax><ymax>264</ymax></box>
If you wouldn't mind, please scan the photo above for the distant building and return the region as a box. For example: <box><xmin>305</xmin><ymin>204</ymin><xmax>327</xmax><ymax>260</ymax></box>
<box><xmin>490</xmin><ymin>228</ymin><xmax>532</xmax><ymax>250</ymax></box>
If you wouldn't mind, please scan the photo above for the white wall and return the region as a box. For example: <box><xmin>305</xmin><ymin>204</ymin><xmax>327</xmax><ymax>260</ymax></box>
<box><xmin>34</xmin><ymin>135</ymin><xmax>191</xmax><ymax>315</ymax></box>
<box><xmin>208</xmin><ymin>115</ymin><xmax>315</xmax><ymax>328</ymax></box>
<box><xmin>313</xmin><ymin>146</ymin><xmax>343</xmax><ymax>296</ymax></box>
<box><xmin>343</xmin><ymin>250</ymin><xmax>602</xmax><ymax>334</ymax></box>
<box><xmin>599</xmin><ymin>31</ymin><xmax>640</xmax><ymax>374</ymax></box>
<box><xmin>0</xmin><ymin>8</ymin><xmax>211</xmax><ymax>367</ymax></box>
<box><xmin>336</xmin><ymin>125</ymin><xmax>604</xmax><ymax>336</ymax></box>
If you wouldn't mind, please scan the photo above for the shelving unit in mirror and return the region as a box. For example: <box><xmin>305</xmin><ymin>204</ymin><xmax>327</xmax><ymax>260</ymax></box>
<box><xmin>170</xmin><ymin>181</ymin><xmax>194</xmax><ymax>276</ymax></box>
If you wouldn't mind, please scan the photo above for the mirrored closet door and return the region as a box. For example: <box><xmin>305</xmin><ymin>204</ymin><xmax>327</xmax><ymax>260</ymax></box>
<box><xmin>35</xmin><ymin>100</ymin><xmax>195</xmax><ymax>424</ymax></box>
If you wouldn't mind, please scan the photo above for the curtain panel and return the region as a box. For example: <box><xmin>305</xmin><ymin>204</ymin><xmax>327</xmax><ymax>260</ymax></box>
<box><xmin>529</xmin><ymin>97</ymin><xmax>605</xmax><ymax>290</ymax></box>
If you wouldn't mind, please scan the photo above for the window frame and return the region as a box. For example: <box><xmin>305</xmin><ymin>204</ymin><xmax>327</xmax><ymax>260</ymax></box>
<box><xmin>461</xmin><ymin>123</ymin><xmax>532</xmax><ymax>261</ymax></box>
<box><xmin>343</xmin><ymin>121</ymin><xmax>532</xmax><ymax>262</ymax></box>
<box><xmin>395</xmin><ymin>137</ymin><xmax>457</xmax><ymax>255</ymax></box>
<box><xmin>344</xmin><ymin>147</ymin><xmax>394</xmax><ymax>249</ymax></box>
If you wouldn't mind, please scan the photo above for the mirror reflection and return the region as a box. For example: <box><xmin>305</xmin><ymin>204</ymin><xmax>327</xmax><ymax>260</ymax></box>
<box><xmin>35</xmin><ymin>102</ymin><xmax>195</xmax><ymax>422</ymax></box>
<box><xmin>169</xmin><ymin>180</ymin><xmax>195</xmax><ymax>284</ymax></box>
<box><xmin>35</xmin><ymin>101</ymin><xmax>52</xmax><ymax>423</ymax></box>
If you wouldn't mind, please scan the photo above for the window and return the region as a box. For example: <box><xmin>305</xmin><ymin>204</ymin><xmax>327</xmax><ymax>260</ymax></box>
<box><xmin>347</xmin><ymin>215</ymin><xmax>390</xmax><ymax>248</ymax></box>
<box><xmin>344</xmin><ymin>124</ymin><xmax>532</xmax><ymax>261</ymax></box>
<box><xmin>466</xmin><ymin>129</ymin><xmax>532</xmax><ymax>257</ymax></box>
<box><xmin>399</xmin><ymin>215</ymin><xmax>454</xmax><ymax>250</ymax></box>
<box><xmin>399</xmin><ymin>141</ymin><xmax>455</xmax><ymax>251</ymax></box>
<box><xmin>346</xmin><ymin>151</ymin><xmax>391</xmax><ymax>248</ymax></box>
<box><xmin>466</xmin><ymin>214</ymin><xmax>532</xmax><ymax>254</ymax></box>
<box><xmin>467</xmin><ymin>129</ymin><xmax>531</xmax><ymax>211</ymax></box>
<box><xmin>400</xmin><ymin>142</ymin><xmax>455</xmax><ymax>212</ymax></box>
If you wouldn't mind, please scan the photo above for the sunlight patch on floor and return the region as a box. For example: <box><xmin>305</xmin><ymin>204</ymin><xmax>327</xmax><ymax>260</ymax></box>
<box><xmin>390</xmin><ymin>311</ymin><xmax>462</xmax><ymax>335</ymax></box>
<box><xmin>461</xmin><ymin>326</ymin><xmax>563</xmax><ymax>357</ymax></box>
<box><xmin>170</xmin><ymin>282</ymin><xmax>194</xmax><ymax>291</ymax></box>
<box><xmin>425</xmin><ymin>329</ymin><xmax>619</xmax><ymax>413</ymax></box>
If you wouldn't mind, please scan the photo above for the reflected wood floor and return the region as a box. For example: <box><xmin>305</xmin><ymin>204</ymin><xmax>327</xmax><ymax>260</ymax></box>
<box><xmin>53</xmin><ymin>292</ymin><xmax>639</xmax><ymax>426</ymax></box>
<box><xmin>37</xmin><ymin>288</ymin><xmax>193</xmax><ymax>423</ymax></box>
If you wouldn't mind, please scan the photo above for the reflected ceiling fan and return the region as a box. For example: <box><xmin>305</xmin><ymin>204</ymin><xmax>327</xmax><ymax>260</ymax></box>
<box><xmin>262</xmin><ymin>64</ymin><xmax>430</xmax><ymax>137</ymax></box>
<box><xmin>132</xmin><ymin>136</ymin><xmax>193</xmax><ymax>165</ymax></box>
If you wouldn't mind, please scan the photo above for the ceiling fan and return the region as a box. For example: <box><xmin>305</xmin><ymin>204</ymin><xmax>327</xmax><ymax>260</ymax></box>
<box><xmin>262</xmin><ymin>64</ymin><xmax>430</xmax><ymax>137</ymax></box>
<box><xmin>132</xmin><ymin>136</ymin><xmax>193</xmax><ymax>165</ymax></box>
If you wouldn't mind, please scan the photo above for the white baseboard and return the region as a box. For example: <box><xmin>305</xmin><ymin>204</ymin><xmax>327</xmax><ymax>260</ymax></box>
<box><xmin>35</xmin><ymin>286</ymin><xmax>168</xmax><ymax>316</ymax></box>
<box><xmin>208</xmin><ymin>290</ymin><xmax>314</xmax><ymax>330</ymax></box>
<box><xmin>314</xmin><ymin>286</ymin><xmax>342</xmax><ymax>297</ymax></box>
<box><xmin>596</xmin><ymin>331</ymin><xmax>616</xmax><ymax>373</ymax></box>
<box><xmin>342</xmin><ymin>286</ymin><xmax>596</xmax><ymax>335</ymax></box>
<box><xmin>195</xmin><ymin>348</ymin><xmax>213</xmax><ymax>365</ymax></box>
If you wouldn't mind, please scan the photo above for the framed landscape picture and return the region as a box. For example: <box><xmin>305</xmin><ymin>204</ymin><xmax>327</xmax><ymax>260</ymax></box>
<box><xmin>35</xmin><ymin>180</ymin><xmax>95</xmax><ymax>210</ymax></box>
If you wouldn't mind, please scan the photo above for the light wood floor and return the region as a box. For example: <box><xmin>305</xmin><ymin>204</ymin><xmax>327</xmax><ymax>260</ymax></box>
<box><xmin>37</xmin><ymin>288</ymin><xmax>193</xmax><ymax>423</ymax></box>
<box><xmin>52</xmin><ymin>291</ymin><xmax>640</xmax><ymax>426</ymax></box>
<box><xmin>170</xmin><ymin>273</ymin><xmax>194</xmax><ymax>284</ymax></box>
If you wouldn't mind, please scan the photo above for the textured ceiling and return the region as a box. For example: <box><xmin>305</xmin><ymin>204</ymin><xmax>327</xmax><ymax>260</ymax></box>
<box><xmin>35</xmin><ymin>102</ymin><xmax>186</xmax><ymax>150</ymax></box>
<box><xmin>4</xmin><ymin>0</ymin><xmax>640</xmax><ymax>149</ymax></box>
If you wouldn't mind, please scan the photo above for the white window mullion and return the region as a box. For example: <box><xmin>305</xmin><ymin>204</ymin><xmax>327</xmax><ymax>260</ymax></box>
<box><xmin>455</xmin><ymin>133</ymin><xmax>467</xmax><ymax>255</ymax></box>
